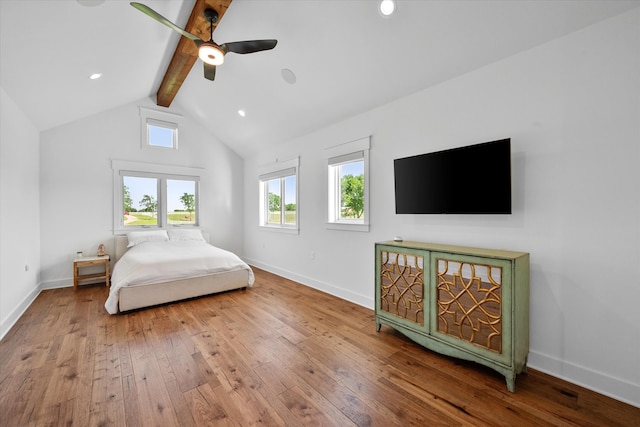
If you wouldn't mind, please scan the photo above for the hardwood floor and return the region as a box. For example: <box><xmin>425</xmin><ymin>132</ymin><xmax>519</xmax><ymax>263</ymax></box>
<box><xmin>1</xmin><ymin>267</ymin><xmax>638</xmax><ymax>426</ymax></box>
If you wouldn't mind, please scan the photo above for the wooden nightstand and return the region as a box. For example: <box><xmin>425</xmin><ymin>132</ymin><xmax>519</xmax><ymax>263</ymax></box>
<box><xmin>73</xmin><ymin>255</ymin><xmax>110</xmax><ymax>290</ymax></box>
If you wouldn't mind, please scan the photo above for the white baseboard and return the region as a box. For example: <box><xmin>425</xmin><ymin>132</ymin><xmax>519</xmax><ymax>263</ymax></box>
<box><xmin>40</xmin><ymin>278</ymin><xmax>73</xmax><ymax>290</ymax></box>
<box><xmin>2</xmin><ymin>278</ymin><xmax>73</xmax><ymax>340</ymax></box>
<box><xmin>528</xmin><ymin>351</ymin><xmax>639</xmax><ymax>408</ymax></box>
<box><xmin>246</xmin><ymin>258</ymin><xmax>639</xmax><ymax>409</ymax></box>
<box><xmin>245</xmin><ymin>258</ymin><xmax>375</xmax><ymax>309</ymax></box>
<box><xmin>0</xmin><ymin>284</ymin><xmax>41</xmax><ymax>341</ymax></box>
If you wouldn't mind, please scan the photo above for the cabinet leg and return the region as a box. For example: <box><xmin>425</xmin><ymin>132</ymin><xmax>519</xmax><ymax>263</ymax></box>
<box><xmin>505</xmin><ymin>373</ymin><xmax>516</xmax><ymax>393</ymax></box>
<box><xmin>376</xmin><ymin>322</ymin><xmax>381</xmax><ymax>332</ymax></box>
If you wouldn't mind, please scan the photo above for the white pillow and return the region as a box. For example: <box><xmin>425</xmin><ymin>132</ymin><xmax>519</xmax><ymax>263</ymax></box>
<box><xmin>127</xmin><ymin>230</ymin><xmax>169</xmax><ymax>247</ymax></box>
<box><xmin>167</xmin><ymin>229</ymin><xmax>205</xmax><ymax>242</ymax></box>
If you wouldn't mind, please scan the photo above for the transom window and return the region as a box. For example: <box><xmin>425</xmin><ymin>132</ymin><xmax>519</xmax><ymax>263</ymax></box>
<box><xmin>258</xmin><ymin>157</ymin><xmax>299</xmax><ymax>234</ymax></box>
<box><xmin>147</xmin><ymin>119</ymin><xmax>177</xmax><ymax>149</ymax></box>
<box><xmin>139</xmin><ymin>107</ymin><xmax>181</xmax><ymax>150</ymax></box>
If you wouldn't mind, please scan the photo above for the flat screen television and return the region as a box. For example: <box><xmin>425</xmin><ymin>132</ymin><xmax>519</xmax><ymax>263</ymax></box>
<box><xmin>394</xmin><ymin>138</ymin><xmax>512</xmax><ymax>214</ymax></box>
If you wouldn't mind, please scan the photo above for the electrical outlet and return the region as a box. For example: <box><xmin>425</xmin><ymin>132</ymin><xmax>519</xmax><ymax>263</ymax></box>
<box><xmin>24</xmin><ymin>264</ymin><xmax>29</xmax><ymax>272</ymax></box>
<box><xmin>310</xmin><ymin>251</ymin><xmax>315</xmax><ymax>260</ymax></box>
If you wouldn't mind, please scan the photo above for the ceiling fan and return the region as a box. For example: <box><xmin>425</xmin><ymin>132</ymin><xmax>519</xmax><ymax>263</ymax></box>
<box><xmin>131</xmin><ymin>2</ymin><xmax>277</xmax><ymax>81</ymax></box>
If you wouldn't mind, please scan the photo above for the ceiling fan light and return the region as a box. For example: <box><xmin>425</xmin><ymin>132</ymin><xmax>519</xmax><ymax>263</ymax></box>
<box><xmin>199</xmin><ymin>43</ymin><xmax>225</xmax><ymax>66</ymax></box>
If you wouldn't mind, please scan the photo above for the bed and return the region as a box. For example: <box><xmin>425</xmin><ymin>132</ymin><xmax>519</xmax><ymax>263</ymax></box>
<box><xmin>105</xmin><ymin>229</ymin><xmax>254</xmax><ymax>314</ymax></box>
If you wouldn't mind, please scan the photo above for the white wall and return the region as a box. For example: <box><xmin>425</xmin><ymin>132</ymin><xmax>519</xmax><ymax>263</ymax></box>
<box><xmin>243</xmin><ymin>9</ymin><xmax>640</xmax><ymax>406</ymax></box>
<box><xmin>0</xmin><ymin>87</ymin><xmax>41</xmax><ymax>338</ymax></box>
<box><xmin>39</xmin><ymin>98</ymin><xmax>245</xmax><ymax>288</ymax></box>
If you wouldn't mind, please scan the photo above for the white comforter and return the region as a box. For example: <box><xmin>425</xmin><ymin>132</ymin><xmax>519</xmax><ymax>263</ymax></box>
<box><xmin>105</xmin><ymin>240</ymin><xmax>254</xmax><ymax>314</ymax></box>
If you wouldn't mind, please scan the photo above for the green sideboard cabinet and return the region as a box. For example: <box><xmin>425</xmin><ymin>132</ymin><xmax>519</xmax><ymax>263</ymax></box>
<box><xmin>375</xmin><ymin>241</ymin><xmax>530</xmax><ymax>392</ymax></box>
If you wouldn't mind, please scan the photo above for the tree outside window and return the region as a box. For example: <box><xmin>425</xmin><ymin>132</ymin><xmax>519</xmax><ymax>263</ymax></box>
<box><xmin>180</xmin><ymin>193</ymin><xmax>195</xmax><ymax>221</ymax></box>
<box><xmin>139</xmin><ymin>194</ymin><xmax>157</xmax><ymax>215</ymax></box>
<box><xmin>340</xmin><ymin>171</ymin><xmax>364</xmax><ymax>219</ymax></box>
<box><xmin>123</xmin><ymin>185</ymin><xmax>134</xmax><ymax>213</ymax></box>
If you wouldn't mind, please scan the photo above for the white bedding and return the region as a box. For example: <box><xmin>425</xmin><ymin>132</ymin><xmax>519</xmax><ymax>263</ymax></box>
<box><xmin>105</xmin><ymin>240</ymin><xmax>254</xmax><ymax>314</ymax></box>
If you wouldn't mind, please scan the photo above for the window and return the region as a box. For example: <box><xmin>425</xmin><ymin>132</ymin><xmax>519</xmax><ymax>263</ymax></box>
<box><xmin>123</xmin><ymin>175</ymin><xmax>159</xmax><ymax>227</ymax></box>
<box><xmin>167</xmin><ymin>179</ymin><xmax>197</xmax><ymax>225</ymax></box>
<box><xmin>139</xmin><ymin>107</ymin><xmax>181</xmax><ymax>150</ymax></box>
<box><xmin>147</xmin><ymin>119</ymin><xmax>177</xmax><ymax>148</ymax></box>
<box><xmin>113</xmin><ymin>160</ymin><xmax>202</xmax><ymax>231</ymax></box>
<box><xmin>324</xmin><ymin>136</ymin><xmax>370</xmax><ymax>232</ymax></box>
<box><xmin>258</xmin><ymin>157</ymin><xmax>299</xmax><ymax>234</ymax></box>
<box><xmin>329</xmin><ymin>153</ymin><xmax>365</xmax><ymax>221</ymax></box>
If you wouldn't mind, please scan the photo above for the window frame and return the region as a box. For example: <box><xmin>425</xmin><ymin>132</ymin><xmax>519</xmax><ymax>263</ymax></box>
<box><xmin>112</xmin><ymin>160</ymin><xmax>203</xmax><ymax>233</ymax></box>
<box><xmin>258</xmin><ymin>157</ymin><xmax>299</xmax><ymax>234</ymax></box>
<box><xmin>324</xmin><ymin>136</ymin><xmax>370</xmax><ymax>232</ymax></box>
<box><xmin>139</xmin><ymin>107</ymin><xmax>181</xmax><ymax>151</ymax></box>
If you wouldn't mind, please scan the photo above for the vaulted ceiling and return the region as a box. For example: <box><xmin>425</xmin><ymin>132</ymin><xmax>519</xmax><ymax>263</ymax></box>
<box><xmin>1</xmin><ymin>0</ymin><xmax>638</xmax><ymax>157</ymax></box>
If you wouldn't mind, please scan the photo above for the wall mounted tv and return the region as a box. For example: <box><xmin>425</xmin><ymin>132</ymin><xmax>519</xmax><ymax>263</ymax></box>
<box><xmin>394</xmin><ymin>138</ymin><xmax>512</xmax><ymax>214</ymax></box>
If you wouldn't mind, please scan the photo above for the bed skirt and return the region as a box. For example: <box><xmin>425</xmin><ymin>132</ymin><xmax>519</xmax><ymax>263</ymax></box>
<box><xmin>117</xmin><ymin>269</ymin><xmax>250</xmax><ymax>312</ymax></box>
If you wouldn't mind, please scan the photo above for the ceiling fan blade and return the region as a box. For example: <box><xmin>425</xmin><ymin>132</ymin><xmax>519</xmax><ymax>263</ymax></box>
<box><xmin>203</xmin><ymin>63</ymin><xmax>216</xmax><ymax>81</ymax></box>
<box><xmin>130</xmin><ymin>2</ymin><xmax>200</xmax><ymax>42</ymax></box>
<box><xmin>222</xmin><ymin>40</ymin><xmax>278</xmax><ymax>55</ymax></box>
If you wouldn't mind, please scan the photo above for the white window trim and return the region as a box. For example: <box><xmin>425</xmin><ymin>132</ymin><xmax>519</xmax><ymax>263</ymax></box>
<box><xmin>112</xmin><ymin>159</ymin><xmax>203</xmax><ymax>234</ymax></box>
<box><xmin>139</xmin><ymin>107</ymin><xmax>182</xmax><ymax>150</ymax></box>
<box><xmin>258</xmin><ymin>157</ymin><xmax>299</xmax><ymax>235</ymax></box>
<box><xmin>323</xmin><ymin>136</ymin><xmax>370</xmax><ymax>232</ymax></box>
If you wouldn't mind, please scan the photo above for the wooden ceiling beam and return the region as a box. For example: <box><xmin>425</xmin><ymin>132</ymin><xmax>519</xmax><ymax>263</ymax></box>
<box><xmin>156</xmin><ymin>0</ymin><xmax>232</xmax><ymax>107</ymax></box>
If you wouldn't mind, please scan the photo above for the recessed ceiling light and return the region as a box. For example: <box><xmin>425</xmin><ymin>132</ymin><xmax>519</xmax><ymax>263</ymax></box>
<box><xmin>379</xmin><ymin>0</ymin><xmax>396</xmax><ymax>16</ymax></box>
<box><xmin>77</xmin><ymin>0</ymin><xmax>105</xmax><ymax>7</ymax></box>
<box><xmin>281</xmin><ymin>68</ymin><xmax>297</xmax><ymax>85</ymax></box>
<box><xmin>238</xmin><ymin>110</ymin><xmax>246</xmax><ymax>117</ymax></box>
<box><xmin>89</xmin><ymin>73</ymin><xmax>102</xmax><ymax>80</ymax></box>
